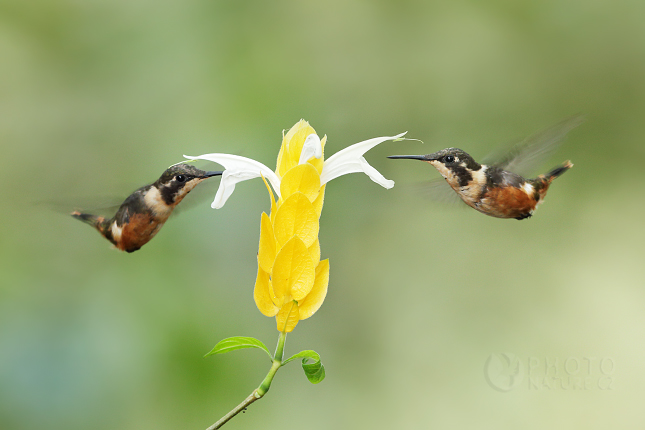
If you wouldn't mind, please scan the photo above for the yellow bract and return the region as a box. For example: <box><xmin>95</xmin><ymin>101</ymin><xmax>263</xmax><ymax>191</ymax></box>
<box><xmin>272</xmin><ymin>236</ymin><xmax>315</xmax><ymax>303</ymax></box>
<box><xmin>276</xmin><ymin>120</ymin><xmax>314</xmax><ymax>177</ymax></box>
<box><xmin>298</xmin><ymin>259</ymin><xmax>330</xmax><ymax>320</ymax></box>
<box><xmin>280</xmin><ymin>163</ymin><xmax>321</xmax><ymax>202</ymax></box>
<box><xmin>253</xmin><ymin>267</ymin><xmax>278</xmax><ymax>317</ymax></box>
<box><xmin>273</xmin><ymin>193</ymin><xmax>319</xmax><ymax>247</ymax></box>
<box><xmin>312</xmin><ymin>184</ymin><xmax>326</xmax><ymax>218</ymax></box>
<box><xmin>254</xmin><ymin>120</ymin><xmax>330</xmax><ymax>333</ymax></box>
<box><xmin>258</xmin><ymin>213</ymin><xmax>277</xmax><ymax>274</ymax></box>
<box><xmin>308</xmin><ymin>238</ymin><xmax>320</xmax><ymax>267</ymax></box>
<box><xmin>276</xmin><ymin>301</ymin><xmax>300</xmax><ymax>333</ymax></box>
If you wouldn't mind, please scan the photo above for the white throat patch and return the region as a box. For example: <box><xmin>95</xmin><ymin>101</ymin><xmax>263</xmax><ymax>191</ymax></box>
<box><xmin>144</xmin><ymin>187</ymin><xmax>173</xmax><ymax>218</ymax></box>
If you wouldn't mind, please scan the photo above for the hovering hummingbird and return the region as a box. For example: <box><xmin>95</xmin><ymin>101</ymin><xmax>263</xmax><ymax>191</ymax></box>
<box><xmin>72</xmin><ymin>164</ymin><xmax>222</xmax><ymax>252</ymax></box>
<box><xmin>388</xmin><ymin>116</ymin><xmax>583</xmax><ymax>220</ymax></box>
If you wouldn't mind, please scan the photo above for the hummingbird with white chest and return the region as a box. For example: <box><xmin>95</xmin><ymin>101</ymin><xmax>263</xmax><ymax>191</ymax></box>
<box><xmin>388</xmin><ymin>116</ymin><xmax>583</xmax><ymax>220</ymax></box>
<box><xmin>71</xmin><ymin>164</ymin><xmax>222</xmax><ymax>252</ymax></box>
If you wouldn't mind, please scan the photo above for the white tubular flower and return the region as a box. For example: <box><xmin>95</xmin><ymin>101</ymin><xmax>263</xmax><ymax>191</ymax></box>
<box><xmin>298</xmin><ymin>134</ymin><xmax>323</xmax><ymax>165</ymax></box>
<box><xmin>320</xmin><ymin>132</ymin><xmax>407</xmax><ymax>188</ymax></box>
<box><xmin>183</xmin><ymin>153</ymin><xmax>281</xmax><ymax>209</ymax></box>
<box><xmin>185</xmin><ymin>125</ymin><xmax>405</xmax><ymax>209</ymax></box>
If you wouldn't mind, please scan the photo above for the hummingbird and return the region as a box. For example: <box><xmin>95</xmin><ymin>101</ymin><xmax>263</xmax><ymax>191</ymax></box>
<box><xmin>388</xmin><ymin>116</ymin><xmax>583</xmax><ymax>220</ymax></box>
<box><xmin>71</xmin><ymin>164</ymin><xmax>222</xmax><ymax>252</ymax></box>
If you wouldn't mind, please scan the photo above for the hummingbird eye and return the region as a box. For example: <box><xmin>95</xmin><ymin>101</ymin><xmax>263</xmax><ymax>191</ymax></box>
<box><xmin>175</xmin><ymin>174</ymin><xmax>186</xmax><ymax>183</ymax></box>
<box><xmin>444</xmin><ymin>155</ymin><xmax>455</xmax><ymax>163</ymax></box>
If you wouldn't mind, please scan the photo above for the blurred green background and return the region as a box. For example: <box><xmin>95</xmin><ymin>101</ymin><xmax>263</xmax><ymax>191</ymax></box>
<box><xmin>1</xmin><ymin>0</ymin><xmax>644</xmax><ymax>429</ymax></box>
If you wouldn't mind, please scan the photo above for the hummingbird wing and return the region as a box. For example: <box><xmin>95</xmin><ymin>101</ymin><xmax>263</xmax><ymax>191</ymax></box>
<box><xmin>485</xmin><ymin>115</ymin><xmax>584</xmax><ymax>177</ymax></box>
<box><xmin>39</xmin><ymin>196</ymin><xmax>125</xmax><ymax>217</ymax></box>
<box><xmin>407</xmin><ymin>178</ymin><xmax>465</xmax><ymax>207</ymax></box>
<box><xmin>39</xmin><ymin>173</ymin><xmax>149</xmax><ymax>218</ymax></box>
<box><xmin>167</xmin><ymin>176</ymin><xmax>220</xmax><ymax>217</ymax></box>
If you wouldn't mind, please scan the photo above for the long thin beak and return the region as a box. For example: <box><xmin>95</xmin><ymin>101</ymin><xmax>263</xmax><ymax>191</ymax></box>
<box><xmin>387</xmin><ymin>154</ymin><xmax>432</xmax><ymax>161</ymax></box>
<box><xmin>203</xmin><ymin>171</ymin><xmax>223</xmax><ymax>178</ymax></box>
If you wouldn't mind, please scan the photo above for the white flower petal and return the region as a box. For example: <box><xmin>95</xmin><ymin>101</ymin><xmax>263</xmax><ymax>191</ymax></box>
<box><xmin>320</xmin><ymin>132</ymin><xmax>406</xmax><ymax>187</ymax></box>
<box><xmin>358</xmin><ymin>157</ymin><xmax>395</xmax><ymax>189</ymax></box>
<box><xmin>184</xmin><ymin>153</ymin><xmax>281</xmax><ymax>208</ymax></box>
<box><xmin>298</xmin><ymin>134</ymin><xmax>323</xmax><ymax>165</ymax></box>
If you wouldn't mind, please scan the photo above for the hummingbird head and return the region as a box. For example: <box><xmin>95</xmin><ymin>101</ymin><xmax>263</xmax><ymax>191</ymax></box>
<box><xmin>154</xmin><ymin>164</ymin><xmax>222</xmax><ymax>206</ymax></box>
<box><xmin>388</xmin><ymin>148</ymin><xmax>483</xmax><ymax>188</ymax></box>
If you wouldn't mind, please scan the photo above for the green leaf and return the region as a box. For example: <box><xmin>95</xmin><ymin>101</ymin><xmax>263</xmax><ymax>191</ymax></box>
<box><xmin>204</xmin><ymin>336</ymin><xmax>272</xmax><ymax>360</ymax></box>
<box><xmin>283</xmin><ymin>350</ymin><xmax>325</xmax><ymax>384</ymax></box>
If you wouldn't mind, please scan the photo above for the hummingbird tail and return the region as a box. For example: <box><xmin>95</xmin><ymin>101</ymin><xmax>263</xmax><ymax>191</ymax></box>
<box><xmin>545</xmin><ymin>160</ymin><xmax>573</xmax><ymax>182</ymax></box>
<box><xmin>71</xmin><ymin>211</ymin><xmax>104</xmax><ymax>227</ymax></box>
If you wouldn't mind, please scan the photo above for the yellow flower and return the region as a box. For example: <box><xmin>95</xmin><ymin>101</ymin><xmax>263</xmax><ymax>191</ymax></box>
<box><xmin>186</xmin><ymin>120</ymin><xmax>405</xmax><ymax>332</ymax></box>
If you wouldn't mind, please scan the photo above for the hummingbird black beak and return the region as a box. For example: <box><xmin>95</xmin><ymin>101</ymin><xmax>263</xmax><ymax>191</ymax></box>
<box><xmin>202</xmin><ymin>171</ymin><xmax>223</xmax><ymax>178</ymax></box>
<box><xmin>387</xmin><ymin>154</ymin><xmax>434</xmax><ymax>161</ymax></box>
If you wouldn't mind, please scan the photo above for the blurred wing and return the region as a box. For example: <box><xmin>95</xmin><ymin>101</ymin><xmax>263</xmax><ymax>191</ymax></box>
<box><xmin>37</xmin><ymin>175</ymin><xmax>147</xmax><ymax>218</ymax></box>
<box><xmin>409</xmin><ymin>178</ymin><xmax>464</xmax><ymax>207</ymax></box>
<box><xmin>169</xmin><ymin>177</ymin><xmax>219</xmax><ymax>217</ymax></box>
<box><xmin>486</xmin><ymin>115</ymin><xmax>584</xmax><ymax>177</ymax></box>
<box><xmin>38</xmin><ymin>196</ymin><xmax>124</xmax><ymax>217</ymax></box>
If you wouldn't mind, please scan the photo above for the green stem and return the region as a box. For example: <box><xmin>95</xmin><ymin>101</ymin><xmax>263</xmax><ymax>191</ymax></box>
<box><xmin>205</xmin><ymin>392</ymin><xmax>260</xmax><ymax>430</ymax></box>
<box><xmin>257</xmin><ymin>331</ymin><xmax>287</xmax><ymax>396</ymax></box>
<box><xmin>206</xmin><ymin>331</ymin><xmax>288</xmax><ymax>430</ymax></box>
